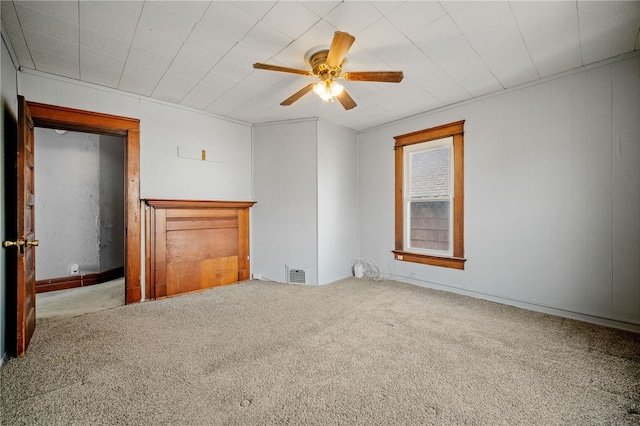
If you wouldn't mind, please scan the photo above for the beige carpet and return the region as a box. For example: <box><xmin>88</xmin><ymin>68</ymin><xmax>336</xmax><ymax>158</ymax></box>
<box><xmin>36</xmin><ymin>278</ymin><xmax>125</xmax><ymax>323</ymax></box>
<box><xmin>2</xmin><ymin>277</ymin><xmax>640</xmax><ymax>425</ymax></box>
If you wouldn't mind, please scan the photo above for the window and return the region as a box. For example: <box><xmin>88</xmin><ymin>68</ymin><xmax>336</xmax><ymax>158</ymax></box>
<box><xmin>394</xmin><ymin>121</ymin><xmax>465</xmax><ymax>269</ymax></box>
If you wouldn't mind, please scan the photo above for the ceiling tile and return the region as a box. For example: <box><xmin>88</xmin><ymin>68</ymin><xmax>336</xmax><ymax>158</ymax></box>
<box><xmin>342</xmin><ymin>44</ymin><xmax>392</xmax><ymax>72</ymax></box>
<box><xmin>369</xmin><ymin>1</ymin><xmax>405</xmax><ymax>16</ymax></box>
<box><xmin>386</xmin><ymin>1</ymin><xmax>446</xmax><ymax>35</ymax></box>
<box><xmin>79</xmin><ymin>64</ymin><xmax>121</xmax><ymax>89</ymax></box>
<box><xmin>342</xmin><ymin>84</ymin><xmax>382</xmax><ymax>107</ymax></box>
<box><xmin>443</xmin><ymin>1</ymin><xmax>539</xmax><ymax>88</ymax></box>
<box><xmin>14</xmin><ymin>0</ymin><xmax>78</xmax><ymax>24</ymax></box>
<box><xmin>426</xmin><ymin>35</ymin><xmax>502</xmax><ymax>97</ymax></box>
<box><xmin>166</xmin><ymin>60</ymin><xmax>209</xmax><ymax>83</ymax></box>
<box><xmin>301</xmin><ymin>1</ymin><xmax>341</xmax><ymax>18</ymax></box>
<box><xmin>241</xmin><ymin>21</ymin><xmax>293</xmax><ymax>59</ymax></box>
<box><xmin>355</xmin><ymin>18</ymin><xmax>411</xmax><ymax>67</ymax></box>
<box><xmin>80</xmin><ymin>27</ymin><xmax>130</xmax><ymax>60</ymax></box>
<box><xmin>200</xmin><ymin>1</ymin><xmax>258</xmax><ymax>40</ymax></box>
<box><xmin>240</xmin><ymin>70</ymin><xmax>290</xmax><ymax>92</ymax></box>
<box><xmin>230</xmin><ymin>1</ymin><xmax>277</xmax><ymax>20</ymax></box>
<box><xmin>187</xmin><ymin>24</ymin><xmax>236</xmax><ymax>57</ymax></box>
<box><xmin>273</xmin><ymin>20</ymin><xmax>338</xmax><ymax>67</ymax></box>
<box><xmin>210</xmin><ymin>58</ymin><xmax>253</xmax><ymax>82</ymax></box>
<box><xmin>175</xmin><ymin>43</ymin><xmax>222</xmax><ymax>71</ymax></box>
<box><xmin>1</xmin><ymin>0</ymin><xmax>635</xmax><ymax>132</ymax></box>
<box><xmin>180</xmin><ymin>84</ymin><xmax>223</xmax><ymax>110</ymax></box>
<box><xmin>1</xmin><ymin>1</ymin><xmax>20</xmax><ymax>26</ymax></box>
<box><xmin>137</xmin><ymin>1</ymin><xmax>198</xmax><ymax>41</ymax></box>
<box><xmin>578</xmin><ymin>1</ymin><xmax>640</xmax><ymax>64</ymax></box>
<box><xmin>30</xmin><ymin>48</ymin><xmax>79</xmax><ymax>79</ymax></box>
<box><xmin>23</xmin><ymin>29</ymin><xmax>77</xmax><ymax>60</ymax></box>
<box><xmin>2</xmin><ymin>22</ymin><xmax>35</xmax><ymax>69</ymax></box>
<box><xmin>227</xmin><ymin>82</ymin><xmax>261</xmax><ymax>99</ymax></box>
<box><xmin>405</xmin><ymin>58</ymin><xmax>470</xmax><ymax>106</ymax></box>
<box><xmin>262</xmin><ymin>2</ymin><xmax>321</xmax><ymax>39</ymax></box>
<box><xmin>153</xmin><ymin>74</ymin><xmax>197</xmax><ymax>103</ymax></box>
<box><xmin>411</xmin><ymin>15</ymin><xmax>461</xmax><ymax>54</ymax></box>
<box><xmin>14</xmin><ymin>3</ymin><xmax>79</xmax><ymax>44</ymax></box>
<box><xmin>511</xmin><ymin>1</ymin><xmax>582</xmax><ymax>77</ymax></box>
<box><xmin>131</xmin><ymin>25</ymin><xmax>183</xmax><ymax>58</ymax></box>
<box><xmin>207</xmin><ymin>91</ymin><xmax>252</xmax><ymax>116</ymax></box>
<box><xmin>322</xmin><ymin>2</ymin><xmax>383</xmax><ymax>35</ymax></box>
<box><xmin>224</xmin><ymin>42</ymin><xmax>269</xmax><ymax>69</ymax></box>
<box><xmin>153</xmin><ymin>0</ymin><xmax>210</xmax><ymax>22</ymax></box>
<box><xmin>118</xmin><ymin>72</ymin><xmax>157</xmax><ymax>97</ymax></box>
<box><xmin>126</xmin><ymin>45</ymin><xmax>173</xmax><ymax>71</ymax></box>
<box><xmin>200</xmin><ymin>70</ymin><xmax>238</xmax><ymax>92</ymax></box>
<box><xmin>79</xmin><ymin>1</ymin><xmax>141</xmax><ymax>43</ymax></box>
<box><xmin>121</xmin><ymin>59</ymin><xmax>165</xmax><ymax>83</ymax></box>
<box><xmin>80</xmin><ymin>47</ymin><xmax>125</xmax><ymax>72</ymax></box>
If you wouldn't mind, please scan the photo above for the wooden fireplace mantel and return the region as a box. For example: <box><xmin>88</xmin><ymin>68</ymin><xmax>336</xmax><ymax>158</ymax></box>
<box><xmin>145</xmin><ymin>199</ymin><xmax>256</xmax><ymax>299</ymax></box>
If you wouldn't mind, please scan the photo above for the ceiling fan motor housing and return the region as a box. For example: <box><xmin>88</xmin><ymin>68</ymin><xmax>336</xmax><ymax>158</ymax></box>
<box><xmin>307</xmin><ymin>49</ymin><xmax>343</xmax><ymax>81</ymax></box>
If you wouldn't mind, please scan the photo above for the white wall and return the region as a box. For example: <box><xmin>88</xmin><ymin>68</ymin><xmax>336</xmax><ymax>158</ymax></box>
<box><xmin>34</xmin><ymin>130</ymin><xmax>125</xmax><ymax>279</ymax></box>
<box><xmin>1</xmin><ymin>33</ymin><xmax>18</xmax><ymax>362</ymax></box>
<box><xmin>358</xmin><ymin>55</ymin><xmax>640</xmax><ymax>331</ymax></box>
<box><xmin>18</xmin><ymin>70</ymin><xmax>253</xmax><ymax>202</ymax></box>
<box><xmin>99</xmin><ymin>135</ymin><xmax>125</xmax><ymax>272</ymax></box>
<box><xmin>252</xmin><ymin>119</ymin><xmax>318</xmax><ymax>284</ymax></box>
<box><xmin>252</xmin><ymin>119</ymin><xmax>359</xmax><ymax>285</ymax></box>
<box><xmin>34</xmin><ymin>129</ymin><xmax>101</xmax><ymax>278</ymax></box>
<box><xmin>317</xmin><ymin>120</ymin><xmax>358</xmax><ymax>284</ymax></box>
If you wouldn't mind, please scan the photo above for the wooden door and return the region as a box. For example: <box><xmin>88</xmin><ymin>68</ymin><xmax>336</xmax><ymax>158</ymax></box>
<box><xmin>3</xmin><ymin>96</ymin><xmax>37</xmax><ymax>356</ymax></box>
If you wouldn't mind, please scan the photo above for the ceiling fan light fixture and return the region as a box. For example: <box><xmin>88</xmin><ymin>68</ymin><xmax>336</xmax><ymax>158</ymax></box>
<box><xmin>329</xmin><ymin>81</ymin><xmax>344</xmax><ymax>96</ymax></box>
<box><xmin>313</xmin><ymin>80</ymin><xmax>343</xmax><ymax>102</ymax></box>
<box><xmin>313</xmin><ymin>81</ymin><xmax>327</xmax><ymax>97</ymax></box>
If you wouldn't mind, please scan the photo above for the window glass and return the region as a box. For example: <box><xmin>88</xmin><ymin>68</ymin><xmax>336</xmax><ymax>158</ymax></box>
<box><xmin>405</xmin><ymin>140</ymin><xmax>453</xmax><ymax>256</ymax></box>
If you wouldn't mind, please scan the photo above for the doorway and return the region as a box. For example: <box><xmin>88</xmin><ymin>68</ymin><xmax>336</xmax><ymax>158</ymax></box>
<box><xmin>34</xmin><ymin>128</ymin><xmax>126</xmax><ymax>322</ymax></box>
<box><xmin>6</xmin><ymin>98</ymin><xmax>140</xmax><ymax>356</ymax></box>
<box><xmin>26</xmin><ymin>101</ymin><xmax>142</xmax><ymax>305</ymax></box>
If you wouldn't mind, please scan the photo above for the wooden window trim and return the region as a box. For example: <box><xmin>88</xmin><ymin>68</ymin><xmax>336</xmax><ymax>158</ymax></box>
<box><xmin>394</xmin><ymin>120</ymin><xmax>466</xmax><ymax>270</ymax></box>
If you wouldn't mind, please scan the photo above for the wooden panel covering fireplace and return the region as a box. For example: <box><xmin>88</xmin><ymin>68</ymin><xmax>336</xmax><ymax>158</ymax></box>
<box><xmin>145</xmin><ymin>199</ymin><xmax>256</xmax><ymax>299</ymax></box>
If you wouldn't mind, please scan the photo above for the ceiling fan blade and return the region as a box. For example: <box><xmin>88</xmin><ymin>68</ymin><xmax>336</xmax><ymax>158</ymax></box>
<box><xmin>253</xmin><ymin>63</ymin><xmax>313</xmax><ymax>77</ymax></box>
<box><xmin>281</xmin><ymin>83</ymin><xmax>316</xmax><ymax>106</ymax></box>
<box><xmin>336</xmin><ymin>89</ymin><xmax>357</xmax><ymax>110</ymax></box>
<box><xmin>342</xmin><ymin>71</ymin><xmax>404</xmax><ymax>83</ymax></box>
<box><xmin>326</xmin><ymin>31</ymin><xmax>355</xmax><ymax>68</ymax></box>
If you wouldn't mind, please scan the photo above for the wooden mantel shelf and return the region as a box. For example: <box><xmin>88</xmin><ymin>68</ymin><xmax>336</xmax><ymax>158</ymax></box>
<box><xmin>145</xmin><ymin>199</ymin><xmax>256</xmax><ymax>299</ymax></box>
<box><xmin>144</xmin><ymin>199</ymin><xmax>256</xmax><ymax>209</ymax></box>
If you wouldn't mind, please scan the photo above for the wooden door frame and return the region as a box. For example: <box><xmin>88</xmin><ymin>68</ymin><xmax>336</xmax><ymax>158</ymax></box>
<box><xmin>26</xmin><ymin>100</ymin><xmax>142</xmax><ymax>303</ymax></box>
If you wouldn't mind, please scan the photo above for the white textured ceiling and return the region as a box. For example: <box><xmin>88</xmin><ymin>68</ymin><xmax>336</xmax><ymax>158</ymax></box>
<box><xmin>2</xmin><ymin>1</ymin><xmax>639</xmax><ymax>131</ymax></box>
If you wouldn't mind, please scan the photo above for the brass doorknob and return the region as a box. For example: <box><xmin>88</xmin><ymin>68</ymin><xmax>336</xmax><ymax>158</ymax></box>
<box><xmin>3</xmin><ymin>240</ymin><xmax>25</xmax><ymax>248</ymax></box>
<box><xmin>26</xmin><ymin>240</ymin><xmax>39</xmax><ymax>247</ymax></box>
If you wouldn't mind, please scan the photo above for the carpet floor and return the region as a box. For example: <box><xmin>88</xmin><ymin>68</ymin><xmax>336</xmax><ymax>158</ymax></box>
<box><xmin>2</xmin><ymin>277</ymin><xmax>640</xmax><ymax>425</ymax></box>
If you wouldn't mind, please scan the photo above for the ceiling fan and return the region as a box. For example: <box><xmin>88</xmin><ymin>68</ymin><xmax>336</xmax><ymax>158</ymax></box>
<box><xmin>253</xmin><ymin>31</ymin><xmax>404</xmax><ymax>110</ymax></box>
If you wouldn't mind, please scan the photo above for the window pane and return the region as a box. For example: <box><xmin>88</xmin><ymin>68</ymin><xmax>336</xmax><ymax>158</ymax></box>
<box><xmin>409</xmin><ymin>147</ymin><xmax>450</xmax><ymax>198</ymax></box>
<box><xmin>409</xmin><ymin>201</ymin><xmax>451</xmax><ymax>252</ymax></box>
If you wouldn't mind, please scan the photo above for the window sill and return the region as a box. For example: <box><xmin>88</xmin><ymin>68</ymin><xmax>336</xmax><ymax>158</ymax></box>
<box><xmin>392</xmin><ymin>250</ymin><xmax>466</xmax><ymax>270</ymax></box>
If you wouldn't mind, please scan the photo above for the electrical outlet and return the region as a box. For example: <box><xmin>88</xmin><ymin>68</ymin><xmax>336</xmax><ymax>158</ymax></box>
<box><xmin>252</xmin><ymin>273</ymin><xmax>262</xmax><ymax>280</ymax></box>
